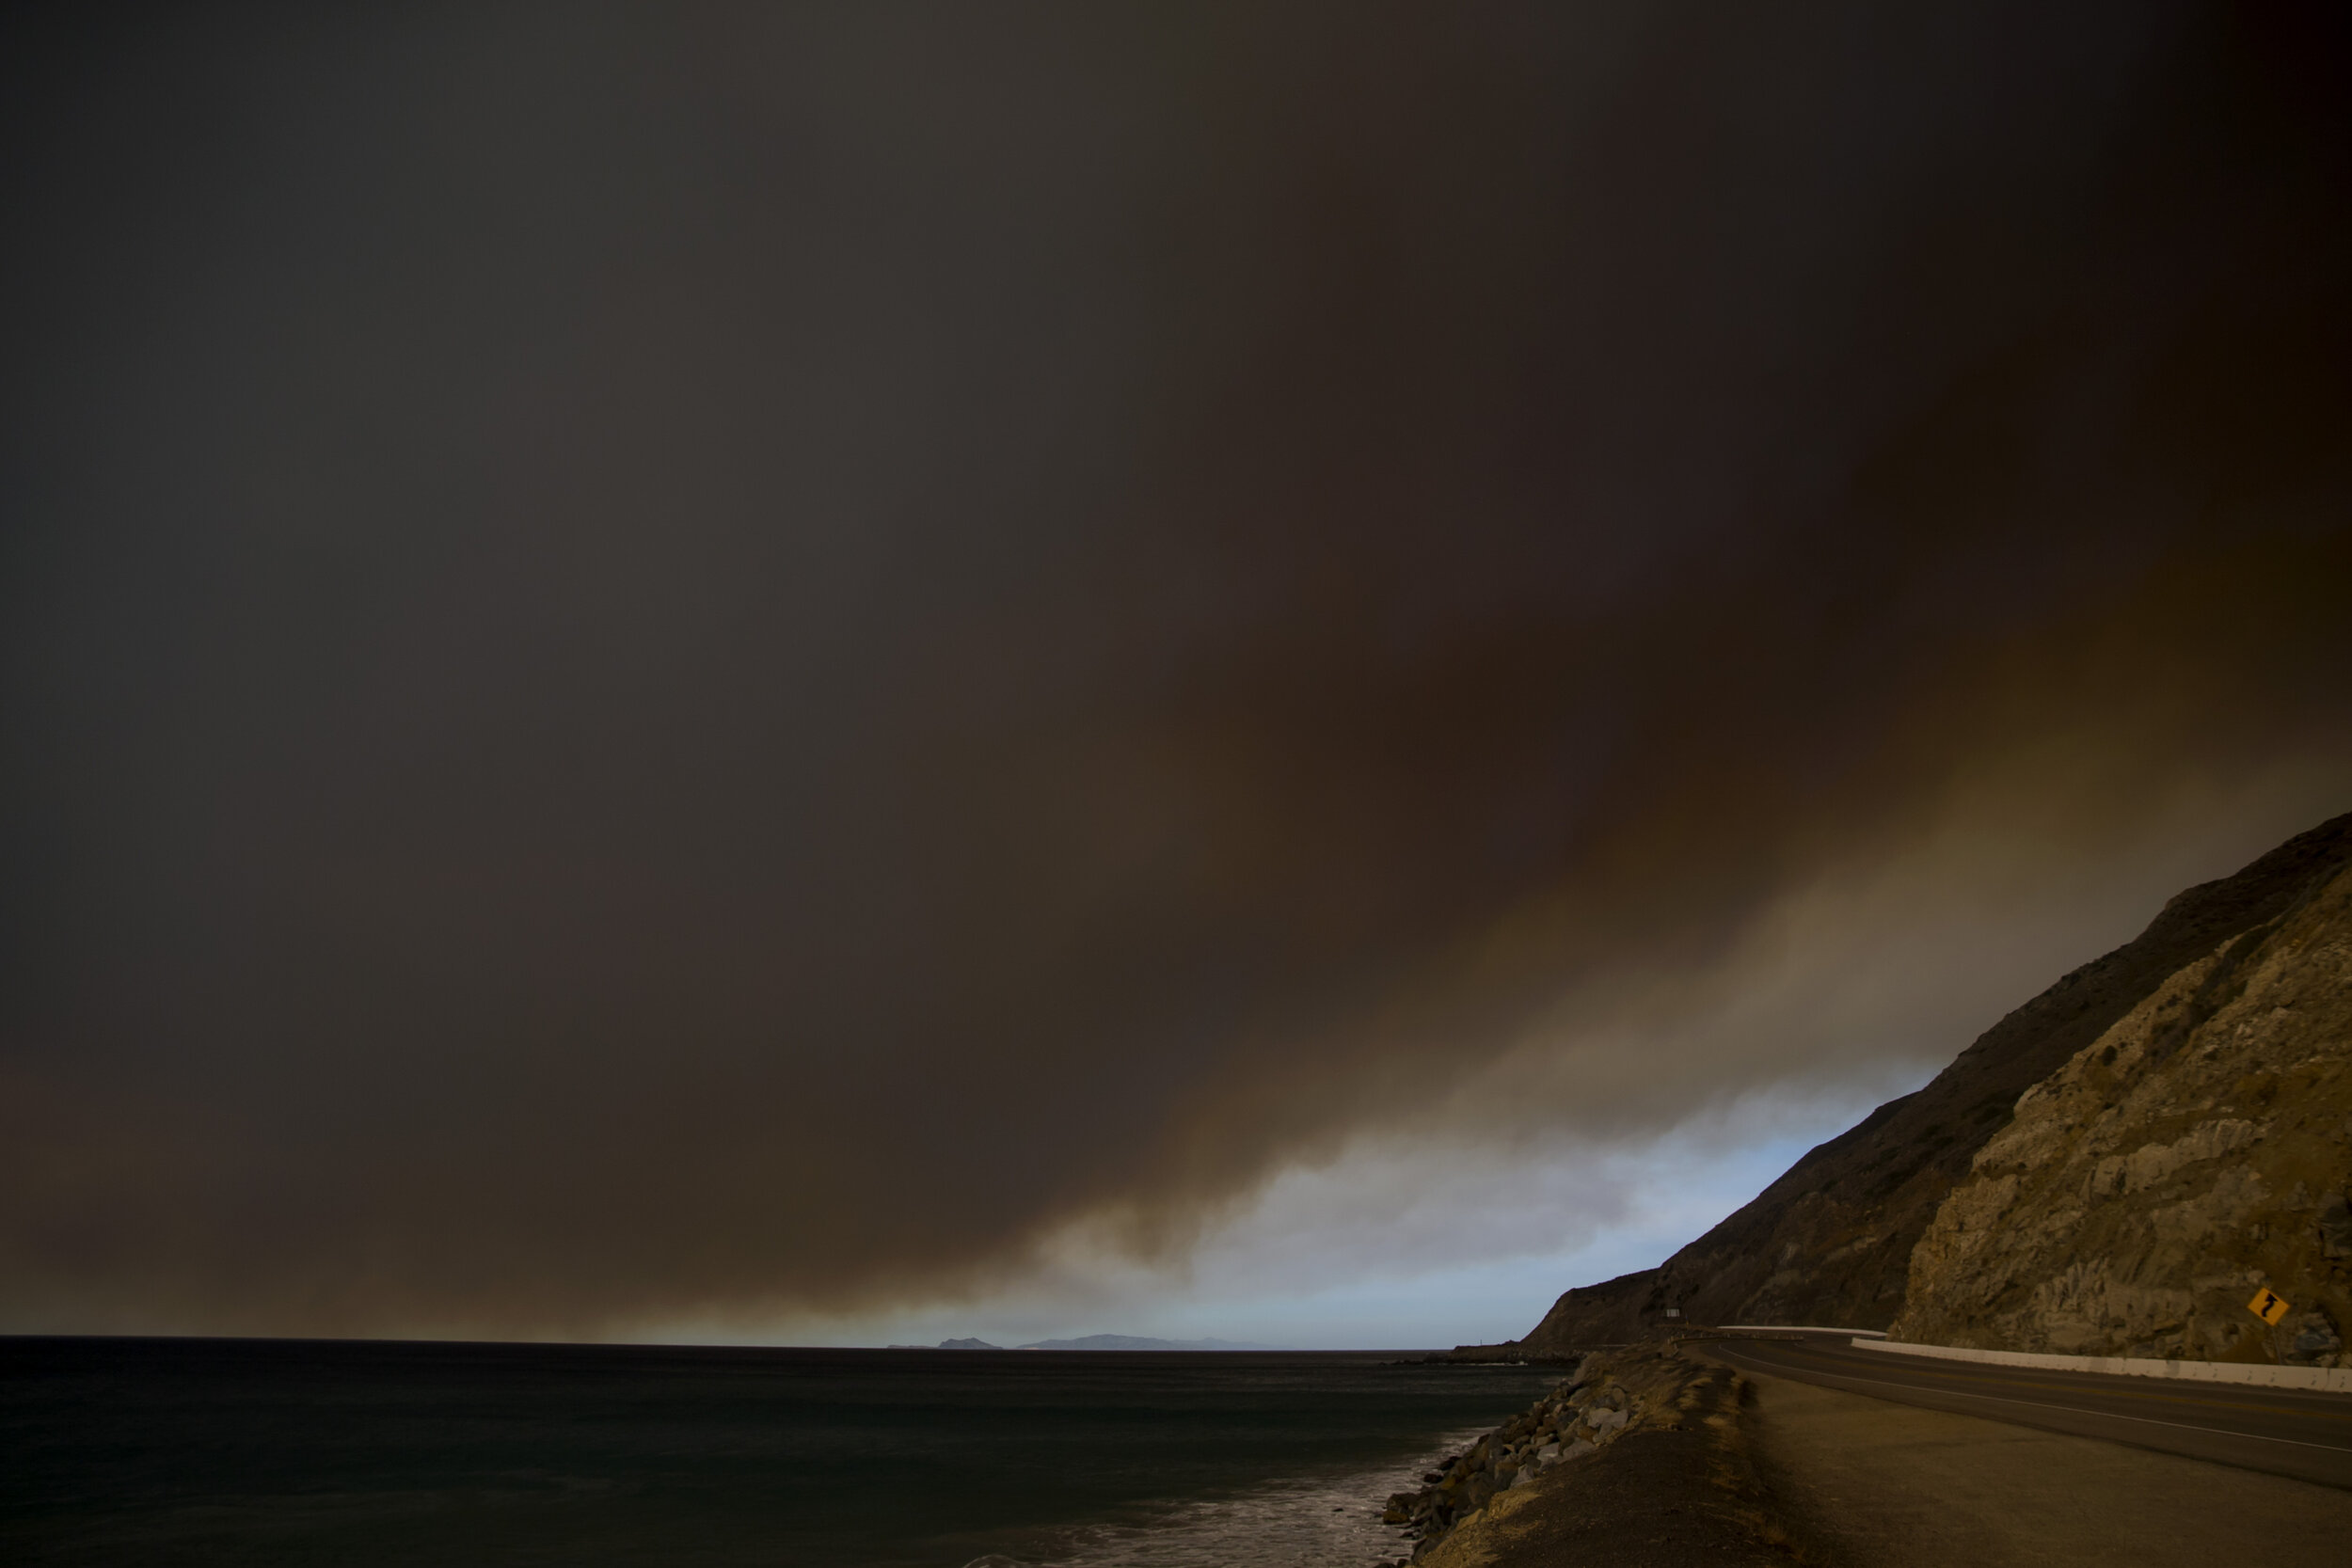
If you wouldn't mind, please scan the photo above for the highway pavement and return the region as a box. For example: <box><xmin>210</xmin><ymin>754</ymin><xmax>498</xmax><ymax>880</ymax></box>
<box><xmin>1700</xmin><ymin>1331</ymin><xmax>2352</xmax><ymax>1491</ymax></box>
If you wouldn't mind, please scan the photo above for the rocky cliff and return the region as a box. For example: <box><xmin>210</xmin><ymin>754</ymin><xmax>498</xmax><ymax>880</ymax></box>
<box><xmin>1891</xmin><ymin>856</ymin><xmax>2352</xmax><ymax>1364</ymax></box>
<box><xmin>1514</xmin><ymin>811</ymin><xmax>2352</xmax><ymax>1354</ymax></box>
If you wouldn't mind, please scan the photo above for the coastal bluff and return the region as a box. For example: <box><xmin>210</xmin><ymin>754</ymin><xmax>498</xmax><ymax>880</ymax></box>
<box><xmin>1396</xmin><ymin>811</ymin><xmax>2352</xmax><ymax>1566</ymax></box>
<box><xmin>1893</xmin><ymin>847</ymin><xmax>2352</xmax><ymax>1362</ymax></box>
<box><xmin>1497</xmin><ymin>811</ymin><xmax>2352</xmax><ymax>1354</ymax></box>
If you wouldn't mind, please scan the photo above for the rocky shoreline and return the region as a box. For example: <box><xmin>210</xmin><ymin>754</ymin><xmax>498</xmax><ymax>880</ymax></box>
<box><xmin>1380</xmin><ymin>1354</ymin><xmax>1615</xmax><ymax>1557</ymax></box>
<box><xmin>1374</xmin><ymin>1338</ymin><xmax>1803</xmax><ymax>1568</ymax></box>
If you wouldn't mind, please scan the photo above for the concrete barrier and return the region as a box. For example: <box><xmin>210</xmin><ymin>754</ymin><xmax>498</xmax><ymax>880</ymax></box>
<box><xmin>1851</xmin><ymin>1336</ymin><xmax>2352</xmax><ymax>1393</ymax></box>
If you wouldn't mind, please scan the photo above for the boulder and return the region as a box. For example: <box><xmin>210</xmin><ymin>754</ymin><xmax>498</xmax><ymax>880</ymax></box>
<box><xmin>2319</xmin><ymin>1192</ymin><xmax>2352</xmax><ymax>1259</ymax></box>
<box><xmin>2287</xmin><ymin>1307</ymin><xmax>2342</xmax><ymax>1366</ymax></box>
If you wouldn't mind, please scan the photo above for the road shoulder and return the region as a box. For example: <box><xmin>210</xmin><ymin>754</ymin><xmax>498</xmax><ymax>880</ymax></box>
<box><xmin>1724</xmin><ymin>1352</ymin><xmax>2352</xmax><ymax>1568</ymax></box>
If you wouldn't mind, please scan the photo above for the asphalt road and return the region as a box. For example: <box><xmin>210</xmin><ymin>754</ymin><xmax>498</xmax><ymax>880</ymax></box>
<box><xmin>1702</xmin><ymin>1332</ymin><xmax>2352</xmax><ymax>1491</ymax></box>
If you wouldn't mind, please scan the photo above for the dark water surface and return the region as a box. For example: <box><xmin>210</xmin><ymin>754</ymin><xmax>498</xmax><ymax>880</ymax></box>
<box><xmin>1</xmin><ymin>1338</ymin><xmax>1559</xmax><ymax>1567</ymax></box>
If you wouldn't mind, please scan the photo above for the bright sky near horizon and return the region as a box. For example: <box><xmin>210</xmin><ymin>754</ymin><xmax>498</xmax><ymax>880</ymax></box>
<box><xmin>709</xmin><ymin>1093</ymin><xmax>1909</xmax><ymax>1350</ymax></box>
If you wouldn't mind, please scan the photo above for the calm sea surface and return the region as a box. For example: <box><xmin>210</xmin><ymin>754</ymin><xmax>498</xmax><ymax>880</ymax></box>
<box><xmin>1</xmin><ymin>1338</ymin><xmax>1560</xmax><ymax>1567</ymax></box>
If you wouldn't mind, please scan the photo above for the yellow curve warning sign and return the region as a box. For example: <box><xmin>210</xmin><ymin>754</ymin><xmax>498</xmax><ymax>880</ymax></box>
<box><xmin>2248</xmin><ymin>1287</ymin><xmax>2292</xmax><ymax>1326</ymax></box>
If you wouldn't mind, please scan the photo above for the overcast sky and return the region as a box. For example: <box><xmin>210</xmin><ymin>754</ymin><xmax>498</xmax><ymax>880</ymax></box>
<box><xmin>4</xmin><ymin>1</ymin><xmax>2349</xmax><ymax>1345</ymax></box>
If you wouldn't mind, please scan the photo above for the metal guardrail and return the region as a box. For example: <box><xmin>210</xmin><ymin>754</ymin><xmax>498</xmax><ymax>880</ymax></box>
<box><xmin>1851</xmin><ymin>1336</ymin><xmax>2352</xmax><ymax>1393</ymax></box>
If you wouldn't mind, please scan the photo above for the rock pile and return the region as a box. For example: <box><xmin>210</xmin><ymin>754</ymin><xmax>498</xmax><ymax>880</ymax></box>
<box><xmin>1381</xmin><ymin>1354</ymin><xmax>1641</xmax><ymax>1559</ymax></box>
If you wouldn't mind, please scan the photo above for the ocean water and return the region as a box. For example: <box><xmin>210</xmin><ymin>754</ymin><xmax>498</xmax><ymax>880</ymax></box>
<box><xmin>0</xmin><ymin>1338</ymin><xmax>1560</xmax><ymax>1567</ymax></box>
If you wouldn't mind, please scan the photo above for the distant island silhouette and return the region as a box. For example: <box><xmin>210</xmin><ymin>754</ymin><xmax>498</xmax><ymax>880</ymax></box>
<box><xmin>887</xmin><ymin>1334</ymin><xmax>1279</xmax><ymax>1351</ymax></box>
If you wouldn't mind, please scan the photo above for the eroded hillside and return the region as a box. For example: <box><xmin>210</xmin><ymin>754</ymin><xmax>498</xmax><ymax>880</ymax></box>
<box><xmin>1892</xmin><ymin>860</ymin><xmax>2352</xmax><ymax>1363</ymax></box>
<box><xmin>1514</xmin><ymin>812</ymin><xmax>2352</xmax><ymax>1353</ymax></box>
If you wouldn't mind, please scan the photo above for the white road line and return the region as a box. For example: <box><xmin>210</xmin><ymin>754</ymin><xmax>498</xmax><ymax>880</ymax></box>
<box><xmin>1721</xmin><ymin>1349</ymin><xmax>2352</xmax><ymax>1456</ymax></box>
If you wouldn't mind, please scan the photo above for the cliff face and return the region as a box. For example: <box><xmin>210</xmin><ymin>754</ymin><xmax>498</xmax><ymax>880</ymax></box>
<box><xmin>1518</xmin><ymin>812</ymin><xmax>2352</xmax><ymax>1354</ymax></box>
<box><xmin>1891</xmin><ymin>859</ymin><xmax>2352</xmax><ymax>1364</ymax></box>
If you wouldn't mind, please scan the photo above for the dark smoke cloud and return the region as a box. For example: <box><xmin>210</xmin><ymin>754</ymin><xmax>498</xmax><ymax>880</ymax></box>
<box><xmin>4</xmin><ymin>1</ymin><xmax>2349</xmax><ymax>1335</ymax></box>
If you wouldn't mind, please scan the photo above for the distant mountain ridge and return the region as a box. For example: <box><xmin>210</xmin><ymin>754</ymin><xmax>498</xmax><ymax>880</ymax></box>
<box><xmin>889</xmin><ymin>1334</ymin><xmax>1279</xmax><ymax>1351</ymax></box>
<box><xmin>1504</xmin><ymin>811</ymin><xmax>2352</xmax><ymax>1354</ymax></box>
<box><xmin>1017</xmin><ymin>1334</ymin><xmax>1276</xmax><ymax>1352</ymax></box>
